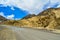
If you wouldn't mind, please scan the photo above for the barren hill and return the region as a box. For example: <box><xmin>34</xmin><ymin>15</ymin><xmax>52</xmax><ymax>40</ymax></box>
<box><xmin>3</xmin><ymin>8</ymin><xmax>60</xmax><ymax>30</ymax></box>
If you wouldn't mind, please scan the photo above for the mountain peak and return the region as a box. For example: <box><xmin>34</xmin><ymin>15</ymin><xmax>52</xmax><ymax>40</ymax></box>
<box><xmin>22</xmin><ymin>14</ymin><xmax>36</xmax><ymax>19</ymax></box>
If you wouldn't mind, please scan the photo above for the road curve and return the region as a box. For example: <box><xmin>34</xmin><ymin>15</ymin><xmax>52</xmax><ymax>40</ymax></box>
<box><xmin>0</xmin><ymin>25</ymin><xmax>60</xmax><ymax>40</ymax></box>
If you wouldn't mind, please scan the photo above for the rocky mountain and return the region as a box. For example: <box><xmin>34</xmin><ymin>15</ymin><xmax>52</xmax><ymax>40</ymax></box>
<box><xmin>22</xmin><ymin>14</ymin><xmax>36</xmax><ymax>19</ymax></box>
<box><xmin>4</xmin><ymin>8</ymin><xmax>60</xmax><ymax>30</ymax></box>
<box><xmin>0</xmin><ymin>15</ymin><xmax>7</xmax><ymax>22</ymax></box>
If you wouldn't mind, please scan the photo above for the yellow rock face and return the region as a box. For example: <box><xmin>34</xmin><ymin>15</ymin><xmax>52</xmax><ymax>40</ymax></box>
<box><xmin>52</xmin><ymin>9</ymin><xmax>60</xmax><ymax>18</ymax></box>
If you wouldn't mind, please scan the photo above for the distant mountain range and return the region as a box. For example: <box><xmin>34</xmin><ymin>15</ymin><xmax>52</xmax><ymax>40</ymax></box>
<box><xmin>3</xmin><ymin>8</ymin><xmax>60</xmax><ymax>30</ymax></box>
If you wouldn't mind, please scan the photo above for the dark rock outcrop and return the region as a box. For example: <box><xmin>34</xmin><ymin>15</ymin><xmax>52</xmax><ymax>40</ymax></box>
<box><xmin>0</xmin><ymin>15</ymin><xmax>7</xmax><ymax>22</ymax></box>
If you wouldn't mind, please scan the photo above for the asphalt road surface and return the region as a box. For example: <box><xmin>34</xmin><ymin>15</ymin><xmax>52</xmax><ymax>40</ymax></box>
<box><xmin>0</xmin><ymin>25</ymin><xmax>60</xmax><ymax>40</ymax></box>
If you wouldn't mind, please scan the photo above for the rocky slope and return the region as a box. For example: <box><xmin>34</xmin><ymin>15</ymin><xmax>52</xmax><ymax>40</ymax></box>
<box><xmin>4</xmin><ymin>8</ymin><xmax>60</xmax><ymax>30</ymax></box>
<box><xmin>0</xmin><ymin>15</ymin><xmax>7</xmax><ymax>22</ymax></box>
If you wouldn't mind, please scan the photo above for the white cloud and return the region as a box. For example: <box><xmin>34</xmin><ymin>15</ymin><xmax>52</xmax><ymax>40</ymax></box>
<box><xmin>0</xmin><ymin>0</ymin><xmax>60</xmax><ymax>14</ymax></box>
<box><xmin>6</xmin><ymin>14</ymin><xmax>15</xmax><ymax>20</ymax></box>
<box><xmin>11</xmin><ymin>7</ymin><xmax>15</xmax><ymax>10</ymax></box>
<box><xmin>57</xmin><ymin>5</ymin><xmax>60</xmax><ymax>7</ymax></box>
<box><xmin>0</xmin><ymin>12</ymin><xmax>5</xmax><ymax>17</ymax></box>
<box><xmin>0</xmin><ymin>12</ymin><xmax>15</xmax><ymax>20</ymax></box>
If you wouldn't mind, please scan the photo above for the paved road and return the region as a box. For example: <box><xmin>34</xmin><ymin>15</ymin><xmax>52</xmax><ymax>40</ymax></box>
<box><xmin>0</xmin><ymin>25</ymin><xmax>60</xmax><ymax>40</ymax></box>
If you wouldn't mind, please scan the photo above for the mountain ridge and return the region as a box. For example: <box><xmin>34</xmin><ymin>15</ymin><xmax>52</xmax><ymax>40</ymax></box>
<box><xmin>3</xmin><ymin>8</ymin><xmax>60</xmax><ymax>30</ymax></box>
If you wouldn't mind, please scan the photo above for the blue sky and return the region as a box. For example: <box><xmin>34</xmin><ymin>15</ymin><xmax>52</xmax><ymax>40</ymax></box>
<box><xmin>0</xmin><ymin>5</ymin><xmax>28</xmax><ymax>20</ymax></box>
<box><xmin>0</xmin><ymin>0</ymin><xmax>60</xmax><ymax>20</ymax></box>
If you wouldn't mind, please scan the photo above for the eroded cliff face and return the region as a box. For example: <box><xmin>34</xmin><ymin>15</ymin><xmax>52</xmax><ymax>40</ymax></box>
<box><xmin>4</xmin><ymin>8</ymin><xmax>60</xmax><ymax>30</ymax></box>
